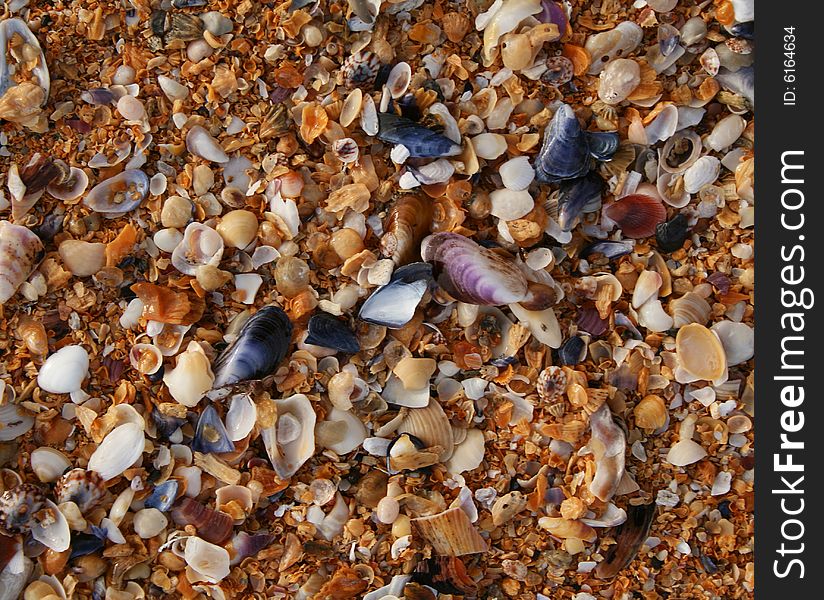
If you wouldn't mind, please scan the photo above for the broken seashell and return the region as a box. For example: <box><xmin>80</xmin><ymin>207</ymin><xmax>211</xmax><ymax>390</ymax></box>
<box><xmin>683</xmin><ymin>156</ymin><xmax>721</xmax><ymax>194</ymax></box>
<box><xmin>398</xmin><ymin>399</ymin><xmax>454</xmax><ymax>462</ymax></box>
<box><xmin>172</xmin><ymin>222</ymin><xmax>225</xmax><ymax>276</ymax></box>
<box><xmin>538</xmin><ymin>517</ymin><xmax>596</xmax><ymax>542</ymax></box>
<box><xmin>163</xmin><ymin>341</ymin><xmax>215</xmax><ymax>407</ymax></box>
<box><xmin>262</xmin><ymin>394</ymin><xmax>316</xmax><ymax>479</ymax></box>
<box><xmin>0</xmin><ymin>221</ymin><xmax>43</xmax><ymax>305</ymax></box>
<box><xmin>598</xmin><ymin>59</ymin><xmax>641</xmax><ymax>105</ymax></box>
<box><xmin>588</xmin><ymin>403</ymin><xmax>625</xmax><ymax>503</ymax></box>
<box><xmin>87</xmin><ymin>422</ymin><xmax>145</xmax><ymax>480</ymax></box>
<box><xmin>225</xmin><ymin>394</ymin><xmax>257</xmax><ymax>442</ymax></box>
<box><xmin>186</xmin><ymin>126</ymin><xmax>229</xmax><ymax>163</ymax></box>
<box><xmin>412</xmin><ymin>506</ymin><xmax>488</xmax><ymax>556</ymax></box>
<box><xmin>185</xmin><ymin>536</ymin><xmax>231</xmax><ymax>583</ymax></box>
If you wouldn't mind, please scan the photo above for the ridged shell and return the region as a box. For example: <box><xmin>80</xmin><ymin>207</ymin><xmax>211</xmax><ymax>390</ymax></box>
<box><xmin>0</xmin><ymin>483</ymin><xmax>45</xmax><ymax>533</ymax></box>
<box><xmin>633</xmin><ymin>395</ymin><xmax>667</xmax><ymax>430</ymax></box>
<box><xmin>499</xmin><ymin>156</ymin><xmax>535</xmax><ymax>191</ymax></box>
<box><xmin>397</xmin><ymin>399</ymin><xmax>455</xmax><ymax>462</ymax></box>
<box><xmin>0</xmin><ymin>221</ymin><xmax>42</xmax><ymax>305</ymax></box>
<box><xmin>412</xmin><ymin>507</ymin><xmax>488</xmax><ymax>556</ymax></box>
<box><xmin>87</xmin><ymin>422</ymin><xmax>146</xmax><ymax>481</ymax></box>
<box><xmin>83</xmin><ymin>170</ymin><xmax>149</xmax><ymax>216</ymax></box>
<box><xmin>171</xmin><ymin>497</ymin><xmax>233</xmax><ymax>545</ymax></box>
<box><xmin>603</xmin><ymin>194</ymin><xmax>667</xmax><ymax>238</ymax></box>
<box><xmin>669</xmin><ymin>292</ymin><xmax>711</xmax><ymax>328</ymax></box>
<box><xmin>683</xmin><ymin>155</ymin><xmax>721</xmax><ymax>193</ymax></box>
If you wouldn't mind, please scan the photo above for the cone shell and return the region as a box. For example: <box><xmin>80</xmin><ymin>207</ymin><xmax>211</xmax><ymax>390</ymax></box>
<box><xmin>0</xmin><ymin>221</ymin><xmax>43</xmax><ymax>305</ymax></box>
<box><xmin>412</xmin><ymin>507</ymin><xmax>488</xmax><ymax>556</ymax></box>
<box><xmin>397</xmin><ymin>399</ymin><xmax>455</xmax><ymax>462</ymax></box>
<box><xmin>675</xmin><ymin>323</ymin><xmax>727</xmax><ymax>382</ymax></box>
<box><xmin>603</xmin><ymin>195</ymin><xmax>667</xmax><ymax>238</ymax></box>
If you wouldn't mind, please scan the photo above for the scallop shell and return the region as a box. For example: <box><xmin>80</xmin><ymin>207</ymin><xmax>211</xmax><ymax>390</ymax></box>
<box><xmin>675</xmin><ymin>323</ymin><xmax>728</xmax><ymax>383</ymax></box>
<box><xmin>87</xmin><ymin>422</ymin><xmax>146</xmax><ymax>481</ymax></box>
<box><xmin>0</xmin><ymin>221</ymin><xmax>43</xmax><ymax>305</ymax></box>
<box><xmin>262</xmin><ymin>394</ymin><xmax>316</xmax><ymax>479</ymax></box>
<box><xmin>163</xmin><ymin>341</ymin><xmax>215</xmax><ymax>407</ymax></box>
<box><xmin>30</xmin><ymin>448</ymin><xmax>71</xmax><ymax>483</ymax></box>
<box><xmin>471</xmin><ymin>133</ymin><xmax>508</xmax><ymax>160</ymax></box>
<box><xmin>186</xmin><ymin>126</ymin><xmax>229</xmax><ymax>163</ymax></box>
<box><xmin>83</xmin><ymin>170</ymin><xmax>149</xmax><ymax>216</ymax></box>
<box><xmin>171</xmin><ymin>223</ymin><xmax>225</xmax><ymax>276</ymax></box>
<box><xmin>412</xmin><ymin>506</ymin><xmax>488</xmax><ymax>556</ymax></box>
<box><xmin>603</xmin><ymin>194</ymin><xmax>666</xmax><ymax>239</ymax></box>
<box><xmin>669</xmin><ymin>292</ymin><xmax>711</xmax><ymax>328</ymax></box>
<box><xmin>683</xmin><ymin>156</ymin><xmax>721</xmax><ymax>193</ymax></box>
<box><xmin>398</xmin><ymin>399</ymin><xmax>455</xmax><ymax>462</ymax></box>
<box><xmin>633</xmin><ymin>395</ymin><xmax>667</xmax><ymax>430</ymax></box>
<box><xmin>499</xmin><ymin>156</ymin><xmax>535</xmax><ymax>191</ymax></box>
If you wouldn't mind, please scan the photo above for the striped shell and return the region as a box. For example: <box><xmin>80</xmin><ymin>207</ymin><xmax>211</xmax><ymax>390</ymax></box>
<box><xmin>340</xmin><ymin>51</ymin><xmax>381</xmax><ymax>90</ymax></box>
<box><xmin>0</xmin><ymin>221</ymin><xmax>43</xmax><ymax>305</ymax></box>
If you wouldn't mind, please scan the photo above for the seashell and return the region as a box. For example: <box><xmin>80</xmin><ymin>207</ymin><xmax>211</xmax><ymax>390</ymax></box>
<box><xmin>499</xmin><ymin>156</ymin><xmax>535</xmax><ymax>191</ymax></box>
<box><xmin>637</xmin><ymin>299</ymin><xmax>673</xmax><ymax>333</ymax></box>
<box><xmin>470</xmin><ymin>132</ymin><xmax>508</xmax><ymax>160</ymax></box>
<box><xmin>666</xmin><ymin>438</ymin><xmax>707</xmax><ymax>466</ymax></box>
<box><xmin>585</xmin><ymin>21</ymin><xmax>644</xmax><ymax>75</ymax></box>
<box><xmin>213</xmin><ymin>306</ymin><xmax>293</xmax><ymax>388</ymax></box>
<box><xmin>192</xmin><ymin>405</ymin><xmax>235</xmax><ymax>454</ymax></box>
<box><xmin>683</xmin><ymin>155</ymin><xmax>720</xmax><ymax>194</ymax></box>
<box><xmin>164</xmin><ymin>341</ymin><xmax>214</xmax><ymax>407</ymax></box>
<box><xmin>46</xmin><ymin>166</ymin><xmax>88</xmax><ymax>201</ymax></box>
<box><xmin>331</xmin><ymin>137</ymin><xmax>359</xmax><ymax>164</ymax></box>
<box><xmin>595</xmin><ymin>503</ymin><xmax>655</xmax><ymax>579</ymax></box>
<box><xmin>534</xmin><ymin>104</ymin><xmax>590</xmax><ymax>183</ymax></box>
<box><xmin>0</xmin><ymin>221</ymin><xmax>42</xmax><ymax>305</ymax></box>
<box><xmin>603</xmin><ymin>194</ymin><xmax>666</xmax><ymax>239</ymax></box>
<box><xmin>657</xmin><ymin>23</ymin><xmax>681</xmax><ymax>57</ymax></box>
<box><xmin>358</xmin><ymin>262</ymin><xmax>432</xmax><ymax>328</ymax></box>
<box><xmin>500</xmin><ymin>33</ymin><xmax>533</xmax><ymax>71</ymax></box>
<box><xmin>633</xmin><ymin>395</ymin><xmax>667</xmax><ymax>430</ymax></box>
<box><xmin>53</xmin><ymin>470</ymin><xmax>105</xmax><ymax>515</ymax></box>
<box><xmin>675</xmin><ymin>323</ymin><xmax>727</xmax><ymax>383</ymax></box>
<box><xmin>660</xmin><ymin>129</ymin><xmax>701</xmax><ymax>174</ymax></box>
<box><xmin>144</xmin><ymin>480</ymin><xmax>179</xmax><ymax>512</ymax></box>
<box><xmin>585</xmin><ymin>131</ymin><xmax>620</xmax><ymax>161</ymax></box>
<box><xmin>407</xmin><ymin>159</ymin><xmax>455</xmax><ymax>186</ymax></box>
<box><xmin>185</xmin><ymin>537</ymin><xmax>231</xmax><ymax>583</ymax></box>
<box><xmin>644</xmin><ymin>104</ymin><xmax>678</xmax><ymax>145</ymax></box>
<box><xmin>700</xmin><ymin>47</ymin><xmax>720</xmax><ymax>77</ymax></box>
<box><xmin>479</xmin><ymin>0</ymin><xmax>544</xmax><ymax>67</ymax></box>
<box><xmin>340</xmin><ymin>51</ymin><xmax>381</xmax><ymax>89</ymax></box>
<box><xmin>132</xmin><ymin>507</ymin><xmax>168</xmax><ymax>539</ymax></box>
<box><xmin>130</xmin><ymin>343</ymin><xmax>163</xmax><ymax>375</ymax></box>
<box><xmin>216</xmin><ymin>210</ymin><xmax>258</xmax><ymax>250</ymax></box>
<box><xmin>541</xmin><ymin>55</ymin><xmax>575</xmax><ymax>85</ymax></box>
<box><xmin>87</xmin><ymin>422</ymin><xmax>145</xmax><ymax>481</ymax></box>
<box><xmin>229</xmin><ymin>531</ymin><xmax>276</xmax><ymax>566</ymax></box>
<box><xmin>262</xmin><ymin>394</ymin><xmax>316</xmax><ymax>479</ymax></box>
<box><xmin>716</xmin><ymin>66</ymin><xmax>754</xmax><ymax>108</ymax></box>
<box><xmin>186</xmin><ymin>126</ymin><xmax>229</xmax><ymax>163</ymax></box>
<box><xmin>443</xmin><ymin>12</ymin><xmax>472</xmax><ymax>43</ymax></box>
<box><xmin>656</xmin><ymin>171</ymin><xmax>689</xmax><ymax>208</ymax></box>
<box><xmin>151</xmin><ymin>405</ymin><xmax>187</xmax><ymax>440</ymax></box>
<box><xmin>705</xmin><ymin>114</ymin><xmax>745</xmax><ymax>152</ymax></box>
<box><xmin>489</xmin><ymin>189</ymin><xmax>534</xmax><ymax>221</ymax></box>
<box><xmin>471</xmin><ymin>88</ymin><xmax>498</xmax><ymax>120</ymax></box>
<box><xmin>0</xmin><ymin>18</ymin><xmax>50</xmax><ymax>101</ymax></box>
<box><xmin>340</xmin><ymin>88</ymin><xmax>363</xmax><ymax>128</ymax></box>
<box><xmin>558</xmin><ymin>335</ymin><xmax>586</xmax><ymax>366</ymax></box>
<box><xmin>225</xmin><ymin>394</ymin><xmax>257</xmax><ymax>441</ymax></box>
<box><xmin>172</xmin><ymin>498</ymin><xmax>233</xmax><ymax>545</ymax></box>
<box><xmin>305</xmin><ymin>313</ymin><xmax>360</xmax><ymax>354</ymax></box>
<box><xmin>557</xmin><ymin>173</ymin><xmax>603</xmax><ymax>231</ymax></box>
<box><xmin>132</xmin><ymin>284</ymin><xmax>204</xmax><ymax>326</ymax></box>
<box><xmin>711</xmin><ymin>321</ymin><xmax>754</xmax><ymax>366</ymax></box>
<box><xmin>171</xmin><ymin>223</ymin><xmax>224</xmax><ymax>276</ymax></box>
<box><xmin>445</xmin><ymin>428</ymin><xmax>485</xmax><ymax>475</ymax></box>
<box><xmin>631</xmin><ymin>270</ymin><xmax>662</xmax><ymax>309</ymax></box>
<box><xmin>27</xmin><ymin>499</ymin><xmax>70</xmax><ymax>552</ymax></box>
<box><xmin>377</xmin><ymin>113</ymin><xmax>462</xmax><ymax>158</ymax></box>
<box><xmin>30</xmin><ymin>448</ymin><xmax>70</xmax><ymax>483</ymax></box>
<box><xmin>598</xmin><ymin>59</ymin><xmax>641</xmax><ymax>105</ymax></box>
<box><xmin>317</xmin><ymin>407</ymin><xmax>367</xmax><ymax>455</ymax></box>
<box><xmin>538</xmin><ymin>517</ymin><xmax>596</xmax><ymax>541</ymax></box>
<box><xmin>0</xmin><ymin>402</ymin><xmax>34</xmax><ymax>441</ymax></box>
<box><xmin>669</xmin><ymin>292</ymin><xmax>711</xmax><ymax>328</ymax></box>
<box><xmin>0</xmin><ymin>483</ymin><xmax>45</xmax><ymax>533</ymax></box>
<box><xmin>58</xmin><ymin>240</ymin><xmax>105</xmax><ymax>277</ymax></box>
<box><xmin>84</xmin><ymin>169</ymin><xmax>149</xmax><ymax>216</ymax></box>
<box><xmin>158</xmin><ymin>75</ymin><xmax>189</xmax><ymax>101</ymax></box>
<box><xmin>360</xmin><ymin>93</ymin><xmax>379</xmax><ymax>136</ymax></box>
<box><xmin>508</xmin><ymin>302</ymin><xmax>562</xmax><ymax>348</ymax></box>
<box><xmin>381</xmin><ymin>194</ymin><xmax>433</xmax><ymax>266</ymax></box>
<box><xmin>37</xmin><ymin>345</ymin><xmax>89</xmax><ymax>396</ymax></box>
<box><xmin>588</xmin><ymin>403</ymin><xmax>625</xmax><ymax>503</ymax></box>
<box><xmin>386</xmin><ymin>62</ymin><xmax>411</xmax><ymax>98</ymax></box>
<box><xmin>398</xmin><ymin>399</ymin><xmax>454</xmax><ymax>462</ymax></box>
<box><xmin>412</xmin><ymin>507</ymin><xmax>488</xmax><ymax>556</ymax></box>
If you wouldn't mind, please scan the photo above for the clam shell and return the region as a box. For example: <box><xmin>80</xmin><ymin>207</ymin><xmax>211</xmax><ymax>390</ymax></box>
<box><xmin>479</xmin><ymin>0</ymin><xmax>543</xmax><ymax>66</ymax></box>
<box><xmin>666</xmin><ymin>439</ymin><xmax>707</xmax><ymax>466</ymax></box>
<box><xmin>644</xmin><ymin>104</ymin><xmax>678</xmax><ymax>145</ymax></box>
<box><xmin>711</xmin><ymin>321</ymin><xmax>754</xmax><ymax>366</ymax></box>
<box><xmin>633</xmin><ymin>395</ymin><xmax>667</xmax><ymax>430</ymax></box>
<box><xmin>186</xmin><ymin>126</ymin><xmax>229</xmax><ymax>163</ymax></box>
<box><xmin>490</xmin><ymin>189</ymin><xmax>534</xmax><ymax>220</ymax></box>
<box><xmin>0</xmin><ymin>402</ymin><xmax>34</xmax><ymax>441</ymax></box>
<box><xmin>130</xmin><ymin>343</ymin><xmax>164</xmax><ymax>375</ymax></box>
<box><xmin>30</xmin><ymin>499</ymin><xmax>70</xmax><ymax>552</ymax></box>
<box><xmin>87</xmin><ymin>422</ymin><xmax>146</xmax><ymax>481</ymax></box>
<box><xmin>683</xmin><ymin>156</ymin><xmax>721</xmax><ymax>193</ymax></box>
<box><xmin>360</xmin><ymin>93</ymin><xmax>379</xmax><ymax>136</ymax></box>
<box><xmin>171</xmin><ymin>498</ymin><xmax>233</xmax><ymax>544</ymax></box>
<box><xmin>386</xmin><ymin>62</ymin><xmax>411</xmax><ymax>98</ymax></box>
<box><xmin>499</xmin><ymin>156</ymin><xmax>535</xmax><ymax>191</ymax></box>
<box><xmin>164</xmin><ymin>341</ymin><xmax>214</xmax><ymax>407</ymax></box>
<box><xmin>133</xmin><ymin>508</ymin><xmax>168</xmax><ymax>539</ymax></box>
<box><xmin>340</xmin><ymin>88</ymin><xmax>363</xmax><ymax>128</ymax></box>
<box><xmin>83</xmin><ymin>170</ymin><xmax>149</xmax><ymax>216</ymax></box>
<box><xmin>37</xmin><ymin>345</ymin><xmax>89</xmax><ymax>395</ymax></box>
<box><xmin>185</xmin><ymin>537</ymin><xmax>231</xmax><ymax>583</ymax></box>
<box><xmin>225</xmin><ymin>394</ymin><xmax>257</xmax><ymax>441</ymax></box>
<box><xmin>508</xmin><ymin>302</ymin><xmax>562</xmax><ymax>348</ymax></box>
<box><xmin>705</xmin><ymin>114</ymin><xmax>746</xmax><ymax>152</ymax></box>
<box><xmin>471</xmin><ymin>132</ymin><xmax>508</xmax><ymax>160</ymax></box>
<box><xmin>675</xmin><ymin>323</ymin><xmax>727</xmax><ymax>382</ymax></box>
<box><xmin>0</xmin><ymin>221</ymin><xmax>43</xmax><ymax>305</ymax></box>
<box><xmin>171</xmin><ymin>223</ymin><xmax>225</xmax><ymax>276</ymax></box>
<box><xmin>317</xmin><ymin>407</ymin><xmax>367</xmax><ymax>455</ymax></box>
<box><xmin>30</xmin><ymin>448</ymin><xmax>70</xmax><ymax>483</ymax></box>
<box><xmin>46</xmin><ymin>167</ymin><xmax>88</xmax><ymax>201</ymax></box>
<box><xmin>669</xmin><ymin>292</ymin><xmax>711</xmax><ymax>328</ymax></box>
<box><xmin>412</xmin><ymin>506</ymin><xmax>488</xmax><ymax>556</ymax></box>
<box><xmin>656</xmin><ymin>171</ymin><xmax>690</xmax><ymax>208</ymax></box>
<box><xmin>262</xmin><ymin>394</ymin><xmax>316</xmax><ymax>479</ymax></box>
<box><xmin>603</xmin><ymin>194</ymin><xmax>666</xmax><ymax>238</ymax></box>
<box><xmin>445</xmin><ymin>428</ymin><xmax>485</xmax><ymax>475</ymax></box>
<box><xmin>398</xmin><ymin>399</ymin><xmax>455</xmax><ymax>462</ymax></box>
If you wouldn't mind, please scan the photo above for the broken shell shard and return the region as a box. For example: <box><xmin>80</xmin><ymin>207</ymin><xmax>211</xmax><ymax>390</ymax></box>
<box><xmin>212</xmin><ymin>306</ymin><xmax>293</xmax><ymax>387</ymax></box>
<box><xmin>87</xmin><ymin>422</ymin><xmax>145</xmax><ymax>481</ymax></box>
<box><xmin>588</xmin><ymin>403</ymin><xmax>626</xmax><ymax>503</ymax></box>
<box><xmin>186</xmin><ymin>126</ymin><xmax>229</xmax><ymax>163</ymax></box>
<box><xmin>262</xmin><ymin>394</ymin><xmax>316</xmax><ymax>479</ymax></box>
<box><xmin>358</xmin><ymin>262</ymin><xmax>432</xmax><ymax>328</ymax></box>
<box><xmin>164</xmin><ymin>341</ymin><xmax>215</xmax><ymax>407</ymax></box>
<box><xmin>413</xmin><ymin>507</ymin><xmax>488</xmax><ymax>556</ymax></box>
<box><xmin>172</xmin><ymin>498</ymin><xmax>233</xmax><ymax>545</ymax></box>
<box><xmin>185</xmin><ymin>537</ymin><xmax>231</xmax><ymax>583</ymax></box>
<box><xmin>0</xmin><ymin>221</ymin><xmax>42</xmax><ymax>305</ymax></box>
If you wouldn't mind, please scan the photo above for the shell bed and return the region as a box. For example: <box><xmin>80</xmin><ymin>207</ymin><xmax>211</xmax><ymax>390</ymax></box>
<box><xmin>0</xmin><ymin>0</ymin><xmax>754</xmax><ymax>599</ymax></box>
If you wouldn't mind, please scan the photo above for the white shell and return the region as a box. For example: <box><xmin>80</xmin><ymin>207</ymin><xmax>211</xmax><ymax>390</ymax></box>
<box><xmin>37</xmin><ymin>345</ymin><xmax>89</xmax><ymax>394</ymax></box>
<box><xmin>0</xmin><ymin>402</ymin><xmax>34</xmax><ymax>441</ymax></box>
<box><xmin>171</xmin><ymin>222</ymin><xmax>225</xmax><ymax>276</ymax></box>
<box><xmin>499</xmin><ymin>156</ymin><xmax>535</xmax><ymax>191</ymax></box>
<box><xmin>637</xmin><ymin>299</ymin><xmax>674</xmax><ymax>332</ymax></box>
<box><xmin>340</xmin><ymin>88</ymin><xmax>362</xmax><ymax>128</ymax></box>
<box><xmin>666</xmin><ymin>439</ymin><xmax>707</xmax><ymax>466</ymax></box>
<box><xmin>163</xmin><ymin>341</ymin><xmax>215</xmax><ymax>407</ymax></box>
<box><xmin>262</xmin><ymin>394</ymin><xmax>316</xmax><ymax>479</ymax></box>
<box><xmin>185</xmin><ymin>537</ymin><xmax>231</xmax><ymax>583</ymax></box>
<box><xmin>705</xmin><ymin>114</ymin><xmax>745</xmax><ymax>152</ymax></box>
<box><xmin>412</xmin><ymin>158</ymin><xmax>455</xmax><ymax>185</ymax></box>
<box><xmin>428</xmin><ymin>103</ymin><xmax>462</xmax><ymax>144</ymax></box>
<box><xmin>154</xmin><ymin>228</ymin><xmax>184</xmax><ymax>253</ymax></box>
<box><xmin>133</xmin><ymin>508</ymin><xmax>168</xmax><ymax>538</ymax></box>
<box><xmin>381</xmin><ymin>374</ymin><xmax>430</xmax><ymax>408</ymax></box>
<box><xmin>225</xmin><ymin>394</ymin><xmax>257</xmax><ymax>441</ymax></box>
<box><xmin>656</xmin><ymin>171</ymin><xmax>690</xmax><ymax>208</ymax></box>
<box><xmin>234</xmin><ymin>273</ymin><xmax>263</xmax><ymax>304</ymax></box>
<box><xmin>158</xmin><ymin>75</ymin><xmax>189</xmax><ymax>101</ymax></box>
<box><xmin>711</xmin><ymin>321</ymin><xmax>754</xmax><ymax>366</ymax></box>
<box><xmin>0</xmin><ymin>220</ymin><xmax>43</xmax><ymax>305</ymax></box>
<box><xmin>129</xmin><ymin>343</ymin><xmax>164</xmax><ymax>375</ymax></box>
<box><xmin>683</xmin><ymin>156</ymin><xmax>720</xmax><ymax>194</ymax></box>
<box><xmin>490</xmin><ymin>189</ymin><xmax>534</xmax><ymax>220</ymax></box>
<box><xmin>31</xmin><ymin>499</ymin><xmax>70</xmax><ymax>552</ymax></box>
<box><xmin>585</xmin><ymin>21</ymin><xmax>644</xmax><ymax>75</ymax></box>
<box><xmin>386</xmin><ymin>62</ymin><xmax>412</xmax><ymax>99</ymax></box>
<box><xmin>317</xmin><ymin>408</ymin><xmax>367</xmax><ymax>455</ymax></box>
<box><xmin>644</xmin><ymin>104</ymin><xmax>679</xmax><ymax>145</ymax></box>
<box><xmin>30</xmin><ymin>448</ymin><xmax>71</xmax><ymax>483</ymax></box>
<box><xmin>508</xmin><ymin>303</ymin><xmax>562</xmax><ymax>348</ymax></box>
<box><xmin>186</xmin><ymin>126</ymin><xmax>229</xmax><ymax>163</ymax></box>
<box><xmin>631</xmin><ymin>270</ymin><xmax>662</xmax><ymax>309</ymax></box>
<box><xmin>669</xmin><ymin>292</ymin><xmax>711</xmax><ymax>328</ymax></box>
<box><xmin>471</xmin><ymin>133</ymin><xmax>508</xmax><ymax>160</ymax></box>
<box><xmin>360</xmin><ymin>93</ymin><xmax>378</xmax><ymax>136</ymax></box>
<box><xmin>446</xmin><ymin>428</ymin><xmax>485</xmax><ymax>475</ymax></box>
<box><xmin>87</xmin><ymin>422</ymin><xmax>146</xmax><ymax>480</ymax></box>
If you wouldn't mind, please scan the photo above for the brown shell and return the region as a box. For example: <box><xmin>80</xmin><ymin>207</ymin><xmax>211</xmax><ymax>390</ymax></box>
<box><xmin>412</xmin><ymin>507</ymin><xmax>489</xmax><ymax>556</ymax></box>
<box><xmin>603</xmin><ymin>194</ymin><xmax>667</xmax><ymax>238</ymax></box>
<box><xmin>381</xmin><ymin>194</ymin><xmax>434</xmax><ymax>265</ymax></box>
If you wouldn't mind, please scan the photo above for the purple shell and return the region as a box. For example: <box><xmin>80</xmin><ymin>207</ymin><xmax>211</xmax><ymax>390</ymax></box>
<box><xmin>421</xmin><ymin>233</ymin><xmax>528</xmax><ymax>306</ymax></box>
<box><xmin>537</xmin><ymin>0</ymin><xmax>568</xmax><ymax>33</ymax></box>
<box><xmin>577</xmin><ymin>306</ymin><xmax>608</xmax><ymax>336</ymax></box>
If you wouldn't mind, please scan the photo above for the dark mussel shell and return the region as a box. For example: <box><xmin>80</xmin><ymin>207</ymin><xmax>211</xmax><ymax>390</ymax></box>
<box><xmin>212</xmin><ymin>305</ymin><xmax>293</xmax><ymax>388</ymax></box>
<box><xmin>191</xmin><ymin>405</ymin><xmax>236</xmax><ymax>454</ymax></box>
<box><xmin>582</xmin><ymin>240</ymin><xmax>634</xmax><ymax>259</ymax></box>
<box><xmin>305</xmin><ymin>313</ymin><xmax>361</xmax><ymax>354</ymax></box>
<box><xmin>595</xmin><ymin>503</ymin><xmax>656</xmax><ymax>579</ymax></box>
<box><xmin>151</xmin><ymin>406</ymin><xmax>187</xmax><ymax>439</ymax></box>
<box><xmin>557</xmin><ymin>173</ymin><xmax>603</xmax><ymax>231</ymax></box>
<box><xmin>585</xmin><ymin>131</ymin><xmax>620</xmax><ymax>162</ymax></box>
<box><xmin>727</xmin><ymin>21</ymin><xmax>754</xmax><ymax>40</ymax></box>
<box><xmin>535</xmin><ymin>104</ymin><xmax>591</xmax><ymax>183</ymax></box>
<box><xmin>604</xmin><ymin>194</ymin><xmax>667</xmax><ymax>239</ymax></box>
<box><xmin>536</xmin><ymin>0</ymin><xmax>568</xmax><ymax>32</ymax></box>
<box><xmin>655</xmin><ymin>213</ymin><xmax>690</xmax><ymax>252</ymax></box>
<box><xmin>171</xmin><ymin>498</ymin><xmax>234</xmax><ymax>545</ymax></box>
<box><xmin>69</xmin><ymin>529</ymin><xmax>106</xmax><ymax>559</ymax></box>
<box><xmin>144</xmin><ymin>480</ymin><xmax>180</xmax><ymax>512</ymax></box>
<box><xmin>358</xmin><ymin>262</ymin><xmax>432</xmax><ymax>329</ymax></box>
<box><xmin>377</xmin><ymin>113</ymin><xmax>462</xmax><ymax>158</ymax></box>
<box><xmin>558</xmin><ymin>335</ymin><xmax>586</xmax><ymax>366</ymax></box>
<box><xmin>172</xmin><ymin>0</ymin><xmax>206</xmax><ymax>6</ymax></box>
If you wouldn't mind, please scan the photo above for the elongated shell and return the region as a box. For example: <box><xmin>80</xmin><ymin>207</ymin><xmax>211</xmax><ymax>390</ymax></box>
<box><xmin>262</xmin><ymin>394</ymin><xmax>316</xmax><ymax>479</ymax></box>
<box><xmin>87</xmin><ymin>422</ymin><xmax>146</xmax><ymax>480</ymax></box>
<box><xmin>412</xmin><ymin>507</ymin><xmax>488</xmax><ymax>556</ymax></box>
<box><xmin>588</xmin><ymin>403</ymin><xmax>625</xmax><ymax>503</ymax></box>
<box><xmin>0</xmin><ymin>221</ymin><xmax>42</xmax><ymax>305</ymax></box>
<box><xmin>595</xmin><ymin>503</ymin><xmax>655</xmax><ymax>579</ymax></box>
<box><xmin>358</xmin><ymin>262</ymin><xmax>432</xmax><ymax>328</ymax></box>
<box><xmin>381</xmin><ymin>194</ymin><xmax>434</xmax><ymax>265</ymax></box>
<box><xmin>225</xmin><ymin>394</ymin><xmax>256</xmax><ymax>441</ymax></box>
<box><xmin>84</xmin><ymin>170</ymin><xmax>149</xmax><ymax>216</ymax></box>
<box><xmin>534</xmin><ymin>104</ymin><xmax>590</xmax><ymax>183</ymax></box>
<box><xmin>377</xmin><ymin>113</ymin><xmax>462</xmax><ymax>158</ymax></box>
<box><xmin>0</xmin><ymin>19</ymin><xmax>50</xmax><ymax>101</ymax></box>
<box><xmin>186</xmin><ymin>126</ymin><xmax>229</xmax><ymax>163</ymax></box>
<box><xmin>212</xmin><ymin>306</ymin><xmax>293</xmax><ymax>387</ymax></box>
